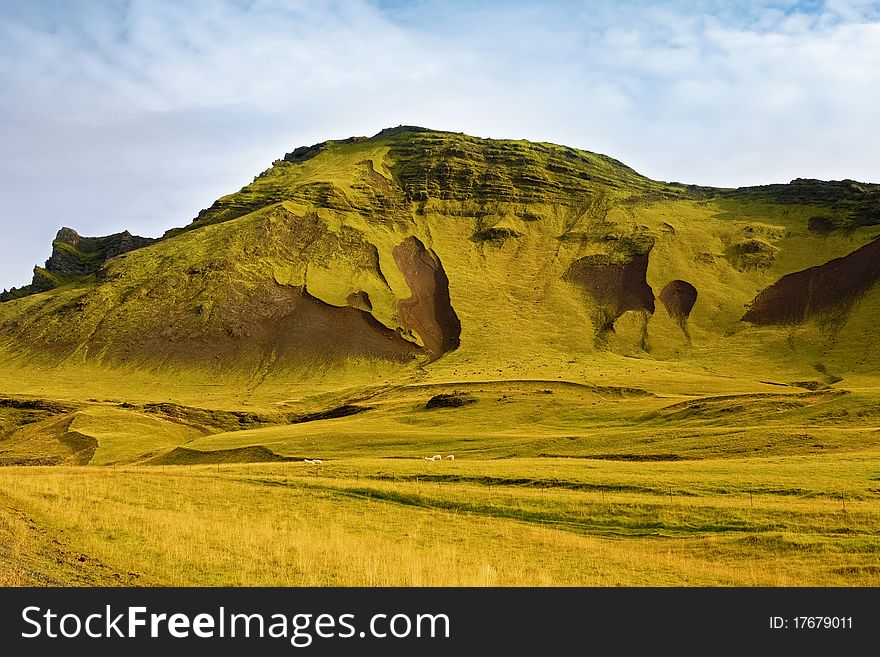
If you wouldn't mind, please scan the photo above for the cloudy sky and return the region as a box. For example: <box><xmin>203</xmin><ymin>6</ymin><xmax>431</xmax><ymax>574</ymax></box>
<box><xmin>1</xmin><ymin>0</ymin><xmax>879</xmax><ymax>290</ymax></box>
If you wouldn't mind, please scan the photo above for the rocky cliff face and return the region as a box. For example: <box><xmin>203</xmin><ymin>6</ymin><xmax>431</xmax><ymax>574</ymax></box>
<box><xmin>0</xmin><ymin>228</ymin><xmax>155</xmax><ymax>301</ymax></box>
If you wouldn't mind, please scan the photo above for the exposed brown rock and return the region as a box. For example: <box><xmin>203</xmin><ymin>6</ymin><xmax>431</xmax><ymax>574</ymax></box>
<box><xmin>85</xmin><ymin>284</ymin><xmax>421</xmax><ymax>368</ymax></box>
<box><xmin>659</xmin><ymin>280</ymin><xmax>698</xmax><ymax>337</ymax></box>
<box><xmin>563</xmin><ymin>251</ymin><xmax>655</xmax><ymax>333</ymax></box>
<box><xmin>742</xmin><ymin>237</ymin><xmax>880</xmax><ymax>327</ymax></box>
<box><xmin>247</xmin><ymin>286</ymin><xmax>421</xmax><ymax>364</ymax></box>
<box><xmin>392</xmin><ymin>236</ymin><xmax>461</xmax><ymax>360</ymax></box>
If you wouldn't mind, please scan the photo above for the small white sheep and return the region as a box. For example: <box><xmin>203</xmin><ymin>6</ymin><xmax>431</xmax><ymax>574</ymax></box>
<box><xmin>445</xmin><ymin>455</ymin><xmax>455</xmax><ymax>461</ymax></box>
<box><xmin>431</xmin><ymin>454</ymin><xmax>442</xmax><ymax>461</ymax></box>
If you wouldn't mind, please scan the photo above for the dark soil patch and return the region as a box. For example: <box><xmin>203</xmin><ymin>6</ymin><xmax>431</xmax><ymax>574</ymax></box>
<box><xmin>562</xmin><ymin>251</ymin><xmax>655</xmax><ymax>333</ymax></box>
<box><xmin>426</xmin><ymin>392</ymin><xmax>477</xmax><ymax>409</ymax></box>
<box><xmin>808</xmin><ymin>216</ymin><xmax>838</xmax><ymax>236</ymax></box>
<box><xmin>659</xmin><ymin>280</ymin><xmax>697</xmax><ymax>332</ymax></box>
<box><xmin>582</xmin><ymin>453</ymin><xmax>687</xmax><ymax>462</ymax></box>
<box><xmin>392</xmin><ymin>236</ymin><xmax>461</xmax><ymax>359</ymax></box>
<box><xmin>0</xmin><ymin>398</ymin><xmax>70</xmax><ymax>413</ymax></box>
<box><xmin>742</xmin><ymin>236</ymin><xmax>880</xmax><ymax>327</ymax></box>
<box><xmin>789</xmin><ymin>380</ymin><xmax>828</xmax><ymax>391</ymax></box>
<box><xmin>370</xmin><ymin>472</ymin><xmax>665</xmax><ymax>494</ymax></box>
<box><xmin>292</xmin><ymin>404</ymin><xmax>370</xmax><ymax>423</ymax></box>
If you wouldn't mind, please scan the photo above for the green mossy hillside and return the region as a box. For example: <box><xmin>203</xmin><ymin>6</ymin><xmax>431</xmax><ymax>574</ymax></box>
<box><xmin>1</xmin><ymin>127</ymin><xmax>879</xmax><ymax>391</ymax></box>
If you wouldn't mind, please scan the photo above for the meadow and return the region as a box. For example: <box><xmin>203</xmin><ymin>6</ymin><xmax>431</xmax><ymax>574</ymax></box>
<box><xmin>2</xmin><ymin>418</ymin><xmax>878</xmax><ymax>586</ymax></box>
<box><xmin>2</xmin><ymin>343</ymin><xmax>878</xmax><ymax>587</ymax></box>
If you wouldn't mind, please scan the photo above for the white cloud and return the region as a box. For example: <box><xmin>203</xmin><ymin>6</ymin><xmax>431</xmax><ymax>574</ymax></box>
<box><xmin>0</xmin><ymin>0</ymin><xmax>878</xmax><ymax>289</ymax></box>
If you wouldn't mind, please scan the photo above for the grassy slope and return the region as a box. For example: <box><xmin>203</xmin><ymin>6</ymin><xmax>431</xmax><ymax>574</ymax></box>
<box><xmin>1</xmin><ymin>128</ymin><xmax>878</xmax><ymax>397</ymax></box>
<box><xmin>70</xmin><ymin>407</ymin><xmax>205</xmax><ymax>465</ymax></box>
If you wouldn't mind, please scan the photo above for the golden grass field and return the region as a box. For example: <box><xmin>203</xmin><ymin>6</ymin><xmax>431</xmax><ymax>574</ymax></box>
<box><xmin>2</xmin><ymin>376</ymin><xmax>879</xmax><ymax>587</ymax></box>
<box><xmin>2</xmin><ymin>453</ymin><xmax>878</xmax><ymax>586</ymax></box>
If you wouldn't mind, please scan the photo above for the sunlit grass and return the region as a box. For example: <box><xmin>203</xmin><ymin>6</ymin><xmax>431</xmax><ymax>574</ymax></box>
<box><xmin>2</xmin><ymin>451</ymin><xmax>878</xmax><ymax>586</ymax></box>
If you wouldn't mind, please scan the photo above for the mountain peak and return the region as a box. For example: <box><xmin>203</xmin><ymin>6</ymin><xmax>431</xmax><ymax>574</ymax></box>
<box><xmin>372</xmin><ymin>125</ymin><xmax>432</xmax><ymax>138</ymax></box>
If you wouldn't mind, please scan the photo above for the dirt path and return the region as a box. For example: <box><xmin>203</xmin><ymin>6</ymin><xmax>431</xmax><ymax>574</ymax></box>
<box><xmin>0</xmin><ymin>496</ymin><xmax>143</xmax><ymax>586</ymax></box>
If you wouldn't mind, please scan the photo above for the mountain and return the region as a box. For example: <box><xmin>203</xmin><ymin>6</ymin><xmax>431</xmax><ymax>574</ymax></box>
<box><xmin>1</xmin><ymin>126</ymin><xmax>879</xmax><ymax>394</ymax></box>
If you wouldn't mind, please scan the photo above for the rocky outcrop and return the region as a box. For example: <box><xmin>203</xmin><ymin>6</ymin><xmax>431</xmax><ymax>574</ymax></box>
<box><xmin>725</xmin><ymin>238</ymin><xmax>778</xmax><ymax>271</ymax></box>
<box><xmin>346</xmin><ymin>290</ymin><xmax>373</xmax><ymax>312</ymax></box>
<box><xmin>1</xmin><ymin>227</ymin><xmax>155</xmax><ymax>302</ymax></box>
<box><xmin>386</xmin><ymin>129</ymin><xmax>671</xmax><ymax>205</ymax></box>
<box><xmin>471</xmin><ymin>226</ymin><xmax>522</xmax><ymax>243</ymax></box>
<box><xmin>719</xmin><ymin>178</ymin><xmax>880</xmax><ymax>228</ymax></box>
<box><xmin>46</xmin><ymin>227</ymin><xmax>155</xmax><ymax>276</ymax></box>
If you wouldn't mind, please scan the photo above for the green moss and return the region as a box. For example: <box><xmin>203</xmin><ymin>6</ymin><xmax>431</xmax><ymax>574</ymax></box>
<box><xmin>51</xmin><ymin>240</ymin><xmax>103</xmax><ymax>263</ymax></box>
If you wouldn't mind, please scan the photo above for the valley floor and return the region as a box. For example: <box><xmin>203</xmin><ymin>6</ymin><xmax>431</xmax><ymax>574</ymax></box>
<box><xmin>2</xmin><ymin>451</ymin><xmax>878</xmax><ymax>586</ymax></box>
<box><xmin>2</xmin><ymin>373</ymin><xmax>879</xmax><ymax>586</ymax></box>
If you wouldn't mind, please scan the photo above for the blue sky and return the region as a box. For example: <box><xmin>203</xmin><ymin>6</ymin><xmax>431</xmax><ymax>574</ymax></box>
<box><xmin>1</xmin><ymin>0</ymin><xmax>879</xmax><ymax>290</ymax></box>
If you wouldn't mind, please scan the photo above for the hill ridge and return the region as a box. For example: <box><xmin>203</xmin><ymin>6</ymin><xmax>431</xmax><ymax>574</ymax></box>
<box><xmin>1</xmin><ymin>127</ymin><xmax>879</xmax><ymax>388</ymax></box>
